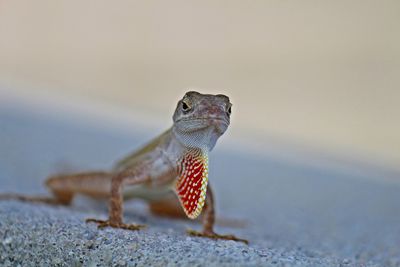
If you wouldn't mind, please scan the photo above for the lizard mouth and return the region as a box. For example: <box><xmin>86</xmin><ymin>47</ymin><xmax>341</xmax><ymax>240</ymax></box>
<box><xmin>177</xmin><ymin>117</ymin><xmax>229</xmax><ymax>126</ymax></box>
<box><xmin>175</xmin><ymin>117</ymin><xmax>229</xmax><ymax>135</ymax></box>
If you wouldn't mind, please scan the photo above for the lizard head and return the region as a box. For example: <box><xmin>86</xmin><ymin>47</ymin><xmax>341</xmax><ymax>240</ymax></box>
<box><xmin>172</xmin><ymin>91</ymin><xmax>232</xmax><ymax>151</ymax></box>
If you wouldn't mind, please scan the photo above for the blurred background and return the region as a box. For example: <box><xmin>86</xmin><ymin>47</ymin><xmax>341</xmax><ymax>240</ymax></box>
<box><xmin>0</xmin><ymin>0</ymin><xmax>399</xmax><ymax>182</ymax></box>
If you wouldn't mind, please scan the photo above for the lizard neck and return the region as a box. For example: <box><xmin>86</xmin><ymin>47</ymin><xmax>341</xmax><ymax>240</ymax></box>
<box><xmin>171</xmin><ymin>125</ymin><xmax>221</xmax><ymax>153</ymax></box>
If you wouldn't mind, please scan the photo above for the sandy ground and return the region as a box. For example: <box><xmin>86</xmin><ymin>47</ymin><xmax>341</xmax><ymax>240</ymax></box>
<box><xmin>1</xmin><ymin>108</ymin><xmax>400</xmax><ymax>267</ymax></box>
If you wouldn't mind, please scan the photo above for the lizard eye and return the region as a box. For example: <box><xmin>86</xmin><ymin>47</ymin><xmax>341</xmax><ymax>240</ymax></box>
<box><xmin>181</xmin><ymin>100</ymin><xmax>192</xmax><ymax>112</ymax></box>
<box><xmin>227</xmin><ymin>104</ymin><xmax>232</xmax><ymax>116</ymax></box>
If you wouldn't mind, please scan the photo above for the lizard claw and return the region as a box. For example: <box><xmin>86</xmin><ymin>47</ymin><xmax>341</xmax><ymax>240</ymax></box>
<box><xmin>187</xmin><ymin>229</ymin><xmax>248</xmax><ymax>244</ymax></box>
<box><xmin>86</xmin><ymin>218</ymin><xmax>146</xmax><ymax>231</ymax></box>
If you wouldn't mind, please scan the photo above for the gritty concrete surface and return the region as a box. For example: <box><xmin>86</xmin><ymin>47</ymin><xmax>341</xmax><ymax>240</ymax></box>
<box><xmin>1</xmin><ymin>108</ymin><xmax>400</xmax><ymax>266</ymax></box>
<box><xmin>0</xmin><ymin>202</ymin><xmax>344</xmax><ymax>267</ymax></box>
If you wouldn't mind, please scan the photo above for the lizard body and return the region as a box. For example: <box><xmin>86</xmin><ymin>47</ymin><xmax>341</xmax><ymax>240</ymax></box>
<box><xmin>1</xmin><ymin>91</ymin><xmax>247</xmax><ymax>243</ymax></box>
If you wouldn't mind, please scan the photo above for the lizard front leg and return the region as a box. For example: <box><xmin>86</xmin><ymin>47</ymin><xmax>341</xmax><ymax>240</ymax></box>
<box><xmin>86</xmin><ymin>168</ymin><xmax>149</xmax><ymax>231</ymax></box>
<box><xmin>187</xmin><ymin>184</ymin><xmax>249</xmax><ymax>244</ymax></box>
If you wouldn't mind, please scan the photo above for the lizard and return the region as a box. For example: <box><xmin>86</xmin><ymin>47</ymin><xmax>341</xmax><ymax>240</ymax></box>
<box><xmin>0</xmin><ymin>91</ymin><xmax>248</xmax><ymax>244</ymax></box>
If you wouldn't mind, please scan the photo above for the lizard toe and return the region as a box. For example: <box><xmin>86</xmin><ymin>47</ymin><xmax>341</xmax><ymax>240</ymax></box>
<box><xmin>86</xmin><ymin>218</ymin><xmax>145</xmax><ymax>231</ymax></box>
<box><xmin>117</xmin><ymin>223</ymin><xmax>146</xmax><ymax>231</ymax></box>
<box><xmin>187</xmin><ymin>229</ymin><xmax>248</xmax><ymax>244</ymax></box>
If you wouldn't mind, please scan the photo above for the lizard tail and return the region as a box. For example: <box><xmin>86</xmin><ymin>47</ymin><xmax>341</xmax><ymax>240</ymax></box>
<box><xmin>45</xmin><ymin>171</ymin><xmax>112</xmax><ymax>199</ymax></box>
<box><xmin>0</xmin><ymin>171</ymin><xmax>113</xmax><ymax>206</ymax></box>
<box><xmin>0</xmin><ymin>193</ymin><xmax>65</xmax><ymax>205</ymax></box>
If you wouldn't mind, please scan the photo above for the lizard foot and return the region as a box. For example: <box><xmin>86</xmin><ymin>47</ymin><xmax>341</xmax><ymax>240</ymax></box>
<box><xmin>86</xmin><ymin>218</ymin><xmax>146</xmax><ymax>231</ymax></box>
<box><xmin>187</xmin><ymin>229</ymin><xmax>248</xmax><ymax>244</ymax></box>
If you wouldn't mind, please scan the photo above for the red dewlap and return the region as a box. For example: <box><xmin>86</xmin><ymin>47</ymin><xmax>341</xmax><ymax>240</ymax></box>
<box><xmin>176</xmin><ymin>154</ymin><xmax>205</xmax><ymax>216</ymax></box>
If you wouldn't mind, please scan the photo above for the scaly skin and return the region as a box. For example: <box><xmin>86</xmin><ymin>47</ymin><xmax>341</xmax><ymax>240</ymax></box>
<box><xmin>0</xmin><ymin>91</ymin><xmax>248</xmax><ymax>244</ymax></box>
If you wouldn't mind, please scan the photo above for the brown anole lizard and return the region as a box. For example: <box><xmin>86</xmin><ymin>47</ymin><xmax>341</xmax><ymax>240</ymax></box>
<box><xmin>0</xmin><ymin>91</ymin><xmax>247</xmax><ymax>243</ymax></box>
